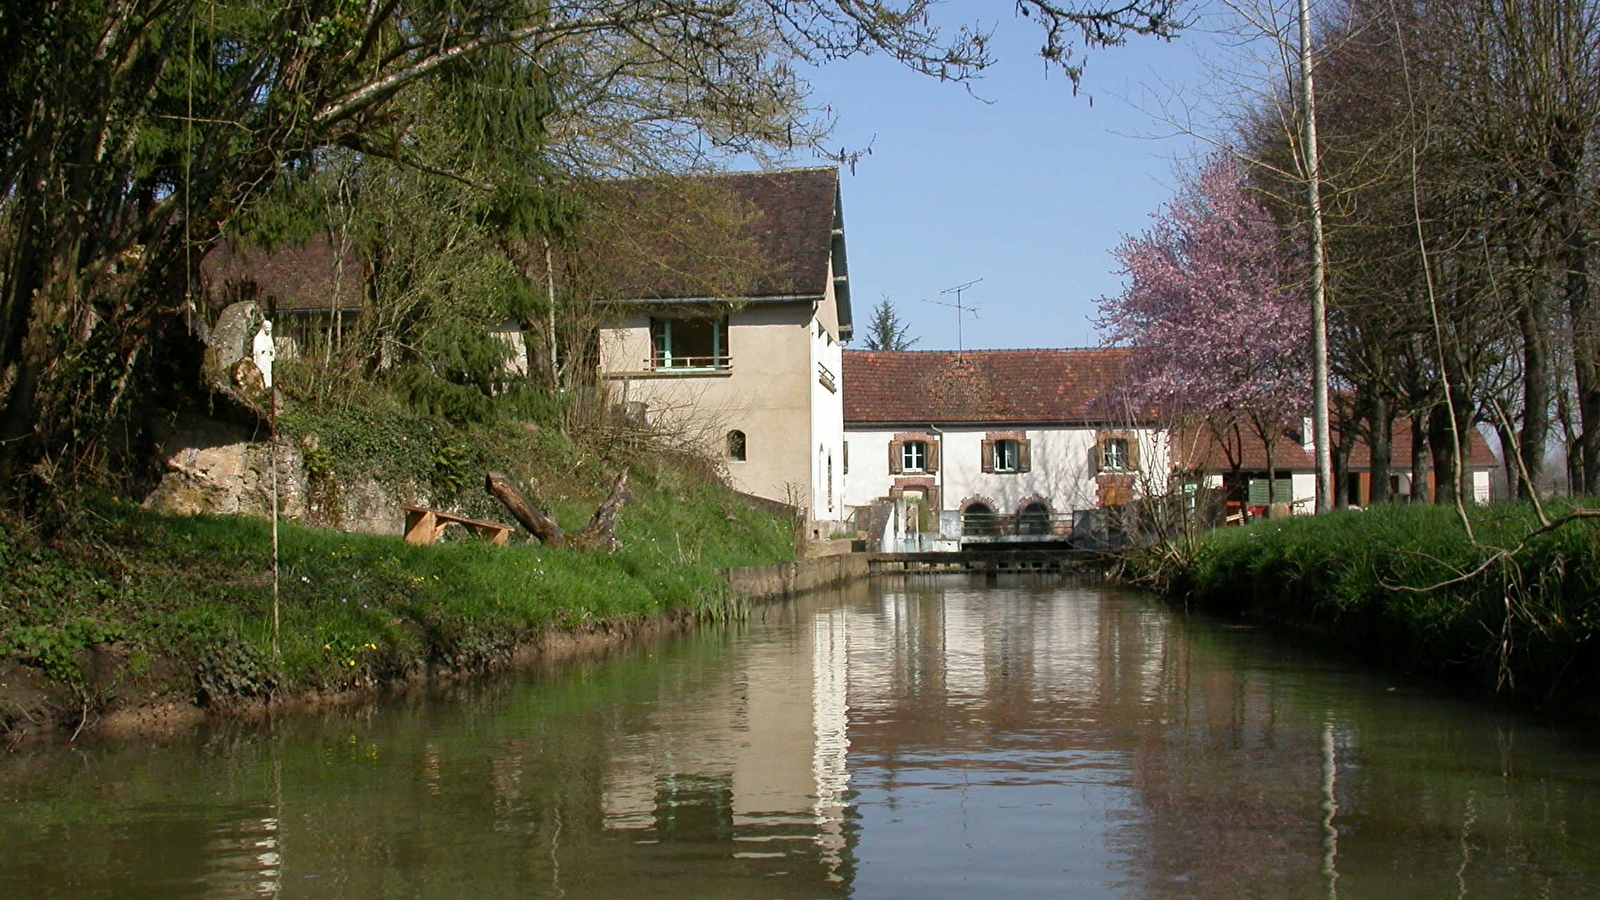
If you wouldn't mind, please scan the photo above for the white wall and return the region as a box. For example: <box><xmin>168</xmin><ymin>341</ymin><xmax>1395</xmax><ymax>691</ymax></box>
<box><xmin>844</xmin><ymin>425</ymin><xmax>1170</xmax><ymax>524</ymax></box>
<box><xmin>808</xmin><ymin>276</ymin><xmax>847</xmax><ymax>528</ymax></box>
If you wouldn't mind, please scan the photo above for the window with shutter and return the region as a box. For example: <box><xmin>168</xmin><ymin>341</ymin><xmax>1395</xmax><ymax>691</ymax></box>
<box><xmin>992</xmin><ymin>439</ymin><xmax>1020</xmax><ymax>473</ymax></box>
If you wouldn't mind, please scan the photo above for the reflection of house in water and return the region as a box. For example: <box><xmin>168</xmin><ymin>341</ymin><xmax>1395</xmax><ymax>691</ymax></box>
<box><xmin>598</xmin><ymin>597</ymin><xmax>856</xmax><ymax>889</ymax></box>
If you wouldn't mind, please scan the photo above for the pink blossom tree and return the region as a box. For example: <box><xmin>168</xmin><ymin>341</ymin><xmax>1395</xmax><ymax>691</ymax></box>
<box><xmin>1098</xmin><ymin>154</ymin><xmax>1311</xmax><ymax>509</ymax></box>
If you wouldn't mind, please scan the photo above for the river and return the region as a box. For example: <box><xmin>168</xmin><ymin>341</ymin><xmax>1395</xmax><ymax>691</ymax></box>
<box><xmin>3</xmin><ymin>575</ymin><xmax>1599</xmax><ymax>898</ymax></box>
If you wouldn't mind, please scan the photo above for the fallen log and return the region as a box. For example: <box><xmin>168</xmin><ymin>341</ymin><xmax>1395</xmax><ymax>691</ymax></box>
<box><xmin>484</xmin><ymin>470</ymin><xmax>630</xmax><ymax>552</ymax></box>
<box><xmin>570</xmin><ymin>471</ymin><xmax>630</xmax><ymax>553</ymax></box>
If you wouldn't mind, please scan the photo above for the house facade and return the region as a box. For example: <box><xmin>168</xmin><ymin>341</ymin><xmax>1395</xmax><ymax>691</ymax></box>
<box><xmin>594</xmin><ymin>168</ymin><xmax>853</xmax><ymax>533</ymax></box>
<box><xmin>841</xmin><ymin>349</ymin><xmax>1168</xmax><ymax>548</ymax></box>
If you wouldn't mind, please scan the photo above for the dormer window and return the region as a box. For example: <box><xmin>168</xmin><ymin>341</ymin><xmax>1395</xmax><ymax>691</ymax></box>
<box><xmin>650</xmin><ymin>316</ymin><xmax>728</xmax><ymax>370</ymax></box>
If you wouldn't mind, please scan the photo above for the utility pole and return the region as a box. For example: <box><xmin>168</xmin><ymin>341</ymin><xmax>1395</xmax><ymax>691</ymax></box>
<box><xmin>1300</xmin><ymin>0</ymin><xmax>1333</xmax><ymax>513</ymax></box>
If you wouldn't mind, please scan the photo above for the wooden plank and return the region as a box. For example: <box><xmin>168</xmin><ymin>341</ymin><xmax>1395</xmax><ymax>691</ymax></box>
<box><xmin>403</xmin><ymin>506</ymin><xmax>514</xmax><ymax>546</ymax></box>
<box><xmin>404</xmin><ymin>508</ymin><xmax>438</xmax><ymax>546</ymax></box>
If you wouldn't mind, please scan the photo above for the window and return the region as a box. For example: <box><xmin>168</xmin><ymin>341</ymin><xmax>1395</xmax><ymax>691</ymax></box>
<box><xmin>962</xmin><ymin>502</ymin><xmax>997</xmax><ymax>536</ymax></box>
<box><xmin>843</xmin><ymin>441</ymin><xmax>849</xmax><ymax>475</ymax></box>
<box><xmin>981</xmin><ymin>435</ymin><xmax>1030</xmax><ymax>474</ymax></box>
<box><xmin>727</xmin><ymin>430</ymin><xmax>746</xmax><ymax>462</ymax></box>
<box><xmin>889</xmin><ymin>435</ymin><xmax>939</xmax><ymax>475</ymax></box>
<box><xmin>1100</xmin><ymin>437</ymin><xmax>1131</xmax><ymax>472</ymax></box>
<box><xmin>993</xmin><ymin>439</ymin><xmax>1020</xmax><ymax>473</ymax></box>
<box><xmin>901</xmin><ymin>440</ymin><xmax>928</xmax><ymax>473</ymax></box>
<box><xmin>1019</xmin><ymin>502</ymin><xmax>1051</xmax><ymax>535</ymax></box>
<box><xmin>650</xmin><ymin>316</ymin><xmax>728</xmax><ymax>370</ymax></box>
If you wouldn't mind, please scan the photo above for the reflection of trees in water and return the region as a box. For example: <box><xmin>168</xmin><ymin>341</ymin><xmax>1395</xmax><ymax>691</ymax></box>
<box><xmin>5</xmin><ymin>581</ymin><xmax>1600</xmax><ymax>899</ymax></box>
<box><xmin>845</xmin><ymin>579</ymin><xmax>1598</xmax><ymax>900</ymax></box>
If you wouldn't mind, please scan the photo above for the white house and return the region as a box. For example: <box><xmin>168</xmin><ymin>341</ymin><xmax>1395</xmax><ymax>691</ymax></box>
<box><xmin>593</xmin><ymin>168</ymin><xmax>854</xmax><ymax>535</ymax></box>
<box><xmin>841</xmin><ymin>349</ymin><xmax>1168</xmax><ymax>548</ymax></box>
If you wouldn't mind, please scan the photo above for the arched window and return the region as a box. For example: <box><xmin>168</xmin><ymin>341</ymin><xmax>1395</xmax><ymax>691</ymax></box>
<box><xmin>1019</xmin><ymin>502</ymin><xmax>1051</xmax><ymax>535</ymax></box>
<box><xmin>727</xmin><ymin>430</ymin><xmax>747</xmax><ymax>462</ymax></box>
<box><xmin>962</xmin><ymin>502</ymin><xmax>996</xmax><ymax>536</ymax></box>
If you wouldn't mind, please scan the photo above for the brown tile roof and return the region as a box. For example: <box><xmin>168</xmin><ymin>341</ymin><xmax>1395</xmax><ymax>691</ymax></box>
<box><xmin>1174</xmin><ymin>416</ymin><xmax>1498</xmax><ymax>472</ymax></box>
<box><xmin>843</xmin><ymin>349</ymin><xmax>1144</xmax><ymax>426</ymax></box>
<box><xmin>201</xmin><ymin>235</ymin><xmax>364</xmax><ymax>313</ymax></box>
<box><xmin>567</xmin><ymin>167</ymin><xmax>843</xmax><ymax>302</ymax></box>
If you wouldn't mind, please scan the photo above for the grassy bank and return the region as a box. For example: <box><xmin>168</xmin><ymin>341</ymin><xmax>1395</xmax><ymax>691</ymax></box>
<box><xmin>0</xmin><ymin>466</ymin><xmax>794</xmax><ymax>735</ymax></box>
<box><xmin>1137</xmin><ymin>503</ymin><xmax>1600</xmax><ymax>706</ymax></box>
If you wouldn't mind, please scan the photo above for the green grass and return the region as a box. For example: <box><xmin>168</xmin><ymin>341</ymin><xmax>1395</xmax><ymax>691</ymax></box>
<box><xmin>1153</xmin><ymin>502</ymin><xmax>1600</xmax><ymax>703</ymax></box>
<box><xmin>0</xmin><ymin>465</ymin><xmax>794</xmax><ymax>712</ymax></box>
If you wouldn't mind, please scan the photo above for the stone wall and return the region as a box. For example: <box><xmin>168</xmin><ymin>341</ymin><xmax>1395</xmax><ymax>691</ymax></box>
<box><xmin>724</xmin><ymin>553</ymin><xmax>869</xmax><ymax>602</ymax></box>
<box><xmin>143</xmin><ymin>414</ymin><xmax>422</xmax><ymax>535</ymax></box>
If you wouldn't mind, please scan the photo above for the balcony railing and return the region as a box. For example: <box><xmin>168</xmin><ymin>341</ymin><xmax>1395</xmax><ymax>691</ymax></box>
<box><xmin>651</xmin><ymin>352</ymin><xmax>731</xmax><ymax>371</ymax></box>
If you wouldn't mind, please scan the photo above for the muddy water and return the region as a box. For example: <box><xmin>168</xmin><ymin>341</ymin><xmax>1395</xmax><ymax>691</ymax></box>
<box><xmin>3</xmin><ymin>576</ymin><xmax>1600</xmax><ymax>899</ymax></box>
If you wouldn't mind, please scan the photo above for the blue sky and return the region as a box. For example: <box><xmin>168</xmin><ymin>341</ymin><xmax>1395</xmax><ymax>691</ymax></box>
<box><xmin>790</xmin><ymin>2</ymin><xmax>1226</xmax><ymax>351</ymax></box>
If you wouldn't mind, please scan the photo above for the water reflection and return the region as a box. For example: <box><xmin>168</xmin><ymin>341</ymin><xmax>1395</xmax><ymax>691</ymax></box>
<box><xmin>2</xmin><ymin>577</ymin><xmax>1599</xmax><ymax>899</ymax></box>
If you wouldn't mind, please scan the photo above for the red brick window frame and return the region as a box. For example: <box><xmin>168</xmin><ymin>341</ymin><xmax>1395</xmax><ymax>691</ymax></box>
<box><xmin>889</xmin><ymin>476</ymin><xmax>941</xmax><ymax>517</ymax></box>
<box><xmin>888</xmin><ymin>432</ymin><xmax>940</xmax><ymax>475</ymax></box>
<box><xmin>981</xmin><ymin>431</ymin><xmax>1031</xmax><ymax>474</ymax></box>
<box><xmin>1093</xmin><ymin>430</ymin><xmax>1141</xmax><ymax>474</ymax></box>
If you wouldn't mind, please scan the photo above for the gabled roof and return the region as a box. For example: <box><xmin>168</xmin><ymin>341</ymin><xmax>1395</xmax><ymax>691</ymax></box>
<box><xmin>574</xmin><ymin>167</ymin><xmax>850</xmax><ymax>328</ymax></box>
<box><xmin>201</xmin><ymin>235</ymin><xmax>364</xmax><ymax>313</ymax></box>
<box><xmin>843</xmin><ymin>349</ymin><xmax>1143</xmax><ymax>426</ymax></box>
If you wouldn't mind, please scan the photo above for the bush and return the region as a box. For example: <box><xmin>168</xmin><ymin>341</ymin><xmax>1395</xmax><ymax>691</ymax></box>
<box><xmin>1166</xmin><ymin>503</ymin><xmax>1600</xmax><ymax>703</ymax></box>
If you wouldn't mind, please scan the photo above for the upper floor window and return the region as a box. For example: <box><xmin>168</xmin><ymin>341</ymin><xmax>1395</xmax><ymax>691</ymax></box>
<box><xmin>901</xmin><ymin>440</ymin><xmax>928</xmax><ymax>473</ymax></box>
<box><xmin>1100</xmin><ymin>437</ymin><xmax>1132</xmax><ymax>472</ymax></box>
<box><xmin>889</xmin><ymin>435</ymin><xmax>939</xmax><ymax>475</ymax></box>
<box><xmin>650</xmin><ymin>315</ymin><xmax>728</xmax><ymax>370</ymax></box>
<box><xmin>993</xmin><ymin>439</ymin><xmax>1020</xmax><ymax>473</ymax></box>
<box><xmin>981</xmin><ymin>435</ymin><xmax>1031</xmax><ymax>474</ymax></box>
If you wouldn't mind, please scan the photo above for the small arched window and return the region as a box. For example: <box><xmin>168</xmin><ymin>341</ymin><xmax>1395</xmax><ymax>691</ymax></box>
<box><xmin>962</xmin><ymin>502</ymin><xmax>996</xmax><ymax>536</ymax></box>
<box><xmin>1019</xmin><ymin>502</ymin><xmax>1051</xmax><ymax>535</ymax></box>
<box><xmin>727</xmin><ymin>430</ymin><xmax>747</xmax><ymax>462</ymax></box>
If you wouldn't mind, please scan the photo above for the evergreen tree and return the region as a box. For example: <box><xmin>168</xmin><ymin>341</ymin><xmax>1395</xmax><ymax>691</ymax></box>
<box><xmin>863</xmin><ymin>298</ymin><xmax>919</xmax><ymax>352</ymax></box>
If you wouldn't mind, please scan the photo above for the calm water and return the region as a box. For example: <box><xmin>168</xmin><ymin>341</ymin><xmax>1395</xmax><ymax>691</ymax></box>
<box><xmin>4</xmin><ymin>576</ymin><xmax>1600</xmax><ymax>899</ymax></box>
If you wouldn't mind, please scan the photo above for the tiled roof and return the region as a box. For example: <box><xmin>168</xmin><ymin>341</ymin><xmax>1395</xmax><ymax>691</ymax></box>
<box><xmin>201</xmin><ymin>235</ymin><xmax>364</xmax><ymax>313</ymax></box>
<box><xmin>572</xmin><ymin>167</ymin><xmax>842</xmax><ymax>301</ymax></box>
<box><xmin>843</xmin><ymin>349</ymin><xmax>1143</xmax><ymax>426</ymax></box>
<box><xmin>1174</xmin><ymin>417</ymin><xmax>1498</xmax><ymax>472</ymax></box>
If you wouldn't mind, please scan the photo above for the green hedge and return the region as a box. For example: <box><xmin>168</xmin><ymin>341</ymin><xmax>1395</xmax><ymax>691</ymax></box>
<box><xmin>1167</xmin><ymin>503</ymin><xmax>1600</xmax><ymax>702</ymax></box>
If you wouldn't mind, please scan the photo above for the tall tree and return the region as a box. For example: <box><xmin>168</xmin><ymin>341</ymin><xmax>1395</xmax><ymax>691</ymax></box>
<box><xmin>0</xmin><ymin>0</ymin><xmax>1183</xmax><ymax>496</ymax></box>
<box><xmin>1099</xmin><ymin>154</ymin><xmax>1310</xmax><ymax>498</ymax></box>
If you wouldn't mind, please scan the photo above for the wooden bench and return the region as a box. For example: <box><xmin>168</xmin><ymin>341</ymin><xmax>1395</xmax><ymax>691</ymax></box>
<box><xmin>402</xmin><ymin>506</ymin><xmax>515</xmax><ymax>547</ymax></box>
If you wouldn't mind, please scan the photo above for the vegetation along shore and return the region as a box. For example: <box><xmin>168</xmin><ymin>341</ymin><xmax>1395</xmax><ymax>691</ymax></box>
<box><xmin>0</xmin><ymin>374</ymin><xmax>798</xmax><ymax>742</ymax></box>
<box><xmin>1124</xmin><ymin>503</ymin><xmax>1600</xmax><ymax>714</ymax></box>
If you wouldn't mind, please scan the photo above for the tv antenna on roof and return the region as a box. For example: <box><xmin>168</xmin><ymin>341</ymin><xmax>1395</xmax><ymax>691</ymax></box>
<box><xmin>923</xmin><ymin>278</ymin><xmax>982</xmax><ymax>358</ymax></box>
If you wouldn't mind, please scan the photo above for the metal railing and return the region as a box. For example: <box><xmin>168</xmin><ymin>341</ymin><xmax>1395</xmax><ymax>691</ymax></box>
<box><xmin>651</xmin><ymin>352</ymin><xmax>731</xmax><ymax>370</ymax></box>
<box><xmin>958</xmin><ymin>512</ymin><xmax>1075</xmax><ymax>538</ymax></box>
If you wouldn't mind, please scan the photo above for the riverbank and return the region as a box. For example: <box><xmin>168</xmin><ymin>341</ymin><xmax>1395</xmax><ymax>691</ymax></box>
<box><xmin>0</xmin><ymin>470</ymin><xmax>797</xmax><ymax>741</ymax></box>
<box><xmin>1133</xmin><ymin>503</ymin><xmax>1600</xmax><ymax>709</ymax></box>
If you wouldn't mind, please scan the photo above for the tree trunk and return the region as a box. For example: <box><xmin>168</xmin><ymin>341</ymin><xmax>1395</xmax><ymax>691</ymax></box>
<box><xmin>1368</xmin><ymin>394</ymin><xmax>1393</xmax><ymax>504</ymax></box>
<box><xmin>1410</xmin><ymin>412</ymin><xmax>1431</xmax><ymax>502</ymax></box>
<box><xmin>1429</xmin><ymin>403</ymin><xmax>1458</xmax><ymax>505</ymax></box>
<box><xmin>1495</xmin><ymin>417</ymin><xmax>1521</xmax><ymax>502</ymax></box>
<box><xmin>485</xmin><ymin>470</ymin><xmax>629</xmax><ymax>551</ymax></box>
<box><xmin>1516</xmin><ymin>284</ymin><xmax>1550</xmax><ymax>499</ymax></box>
<box><xmin>485</xmin><ymin>472</ymin><xmax>567</xmax><ymax>545</ymax></box>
